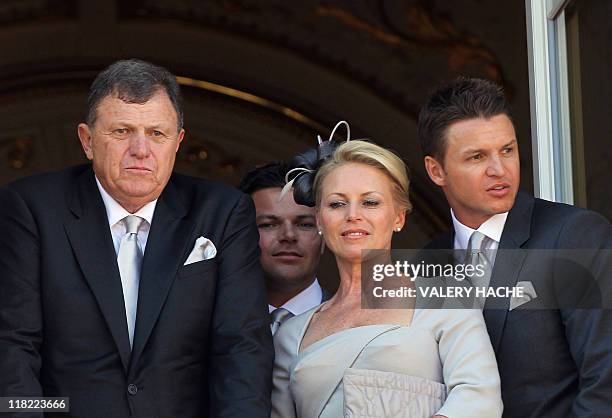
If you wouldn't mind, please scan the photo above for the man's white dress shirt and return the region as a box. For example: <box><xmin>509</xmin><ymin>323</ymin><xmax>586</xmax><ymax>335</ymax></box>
<box><xmin>96</xmin><ymin>177</ymin><xmax>156</xmax><ymax>254</ymax></box>
<box><xmin>451</xmin><ymin>209</ymin><xmax>508</xmax><ymax>251</ymax></box>
<box><xmin>96</xmin><ymin>177</ymin><xmax>157</xmax><ymax>338</ymax></box>
<box><xmin>268</xmin><ymin>278</ymin><xmax>323</xmax><ymax>315</ymax></box>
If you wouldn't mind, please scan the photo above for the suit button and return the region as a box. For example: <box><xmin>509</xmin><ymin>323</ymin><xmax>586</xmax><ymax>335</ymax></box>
<box><xmin>127</xmin><ymin>384</ymin><xmax>138</xmax><ymax>395</ymax></box>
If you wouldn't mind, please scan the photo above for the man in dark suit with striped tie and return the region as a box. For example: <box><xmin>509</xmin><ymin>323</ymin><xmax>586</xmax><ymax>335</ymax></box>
<box><xmin>419</xmin><ymin>76</ymin><xmax>612</xmax><ymax>417</ymax></box>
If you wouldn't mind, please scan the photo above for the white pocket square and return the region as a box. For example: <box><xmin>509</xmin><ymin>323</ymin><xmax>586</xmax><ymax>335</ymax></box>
<box><xmin>184</xmin><ymin>236</ymin><xmax>217</xmax><ymax>265</ymax></box>
<box><xmin>509</xmin><ymin>281</ymin><xmax>538</xmax><ymax>311</ymax></box>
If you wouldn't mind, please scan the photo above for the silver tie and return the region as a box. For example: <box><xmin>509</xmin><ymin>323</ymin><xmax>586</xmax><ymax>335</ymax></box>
<box><xmin>270</xmin><ymin>308</ymin><xmax>293</xmax><ymax>336</ymax></box>
<box><xmin>465</xmin><ymin>231</ymin><xmax>493</xmax><ymax>308</ymax></box>
<box><xmin>117</xmin><ymin>215</ymin><xmax>145</xmax><ymax>348</ymax></box>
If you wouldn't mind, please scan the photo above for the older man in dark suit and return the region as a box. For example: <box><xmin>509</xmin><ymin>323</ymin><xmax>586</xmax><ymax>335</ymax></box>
<box><xmin>419</xmin><ymin>77</ymin><xmax>612</xmax><ymax>417</ymax></box>
<box><xmin>0</xmin><ymin>59</ymin><xmax>273</xmax><ymax>418</ymax></box>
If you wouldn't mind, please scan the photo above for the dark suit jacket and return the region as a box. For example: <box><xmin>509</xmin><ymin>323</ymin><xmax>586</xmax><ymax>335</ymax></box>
<box><xmin>427</xmin><ymin>190</ymin><xmax>612</xmax><ymax>418</ymax></box>
<box><xmin>0</xmin><ymin>165</ymin><xmax>274</xmax><ymax>418</ymax></box>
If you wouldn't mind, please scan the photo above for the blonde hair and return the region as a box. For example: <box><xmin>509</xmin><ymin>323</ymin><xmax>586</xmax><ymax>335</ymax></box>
<box><xmin>314</xmin><ymin>140</ymin><xmax>412</xmax><ymax>213</ymax></box>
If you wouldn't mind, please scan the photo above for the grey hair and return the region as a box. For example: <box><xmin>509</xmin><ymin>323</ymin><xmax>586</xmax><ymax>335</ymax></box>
<box><xmin>86</xmin><ymin>59</ymin><xmax>183</xmax><ymax>132</ymax></box>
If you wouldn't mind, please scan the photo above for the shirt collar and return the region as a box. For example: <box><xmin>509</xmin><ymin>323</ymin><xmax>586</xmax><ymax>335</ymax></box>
<box><xmin>95</xmin><ymin>176</ymin><xmax>157</xmax><ymax>228</ymax></box>
<box><xmin>268</xmin><ymin>278</ymin><xmax>322</xmax><ymax>316</ymax></box>
<box><xmin>451</xmin><ymin>209</ymin><xmax>508</xmax><ymax>249</ymax></box>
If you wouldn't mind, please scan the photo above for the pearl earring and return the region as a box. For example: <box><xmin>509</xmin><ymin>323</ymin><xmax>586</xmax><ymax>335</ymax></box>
<box><xmin>395</xmin><ymin>228</ymin><xmax>401</xmax><ymax>232</ymax></box>
<box><xmin>318</xmin><ymin>230</ymin><xmax>323</xmax><ymax>236</ymax></box>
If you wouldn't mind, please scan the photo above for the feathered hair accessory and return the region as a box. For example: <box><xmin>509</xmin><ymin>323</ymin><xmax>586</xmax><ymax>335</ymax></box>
<box><xmin>279</xmin><ymin>120</ymin><xmax>351</xmax><ymax>207</ymax></box>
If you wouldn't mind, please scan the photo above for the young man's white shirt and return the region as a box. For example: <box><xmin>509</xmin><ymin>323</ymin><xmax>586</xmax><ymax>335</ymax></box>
<box><xmin>451</xmin><ymin>209</ymin><xmax>508</xmax><ymax>251</ymax></box>
<box><xmin>268</xmin><ymin>278</ymin><xmax>323</xmax><ymax>316</ymax></box>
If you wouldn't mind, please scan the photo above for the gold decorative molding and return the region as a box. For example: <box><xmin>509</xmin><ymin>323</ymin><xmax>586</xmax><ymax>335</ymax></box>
<box><xmin>315</xmin><ymin>3</ymin><xmax>506</xmax><ymax>86</ymax></box>
<box><xmin>176</xmin><ymin>76</ymin><xmax>326</xmax><ymax>132</ymax></box>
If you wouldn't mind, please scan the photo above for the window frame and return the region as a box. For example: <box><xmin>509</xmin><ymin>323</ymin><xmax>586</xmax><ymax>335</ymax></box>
<box><xmin>525</xmin><ymin>0</ymin><xmax>574</xmax><ymax>203</ymax></box>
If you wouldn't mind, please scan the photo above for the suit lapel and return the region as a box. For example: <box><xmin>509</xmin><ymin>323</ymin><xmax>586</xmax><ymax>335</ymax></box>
<box><xmin>425</xmin><ymin>230</ymin><xmax>454</xmax><ymax>250</ymax></box>
<box><xmin>64</xmin><ymin>169</ymin><xmax>132</xmax><ymax>372</ymax></box>
<box><xmin>483</xmin><ymin>191</ymin><xmax>533</xmax><ymax>352</ymax></box>
<box><xmin>129</xmin><ymin>180</ymin><xmax>196</xmax><ymax>371</ymax></box>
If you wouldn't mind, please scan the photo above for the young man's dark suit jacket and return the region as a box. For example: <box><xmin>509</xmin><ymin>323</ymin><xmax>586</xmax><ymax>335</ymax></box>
<box><xmin>427</xmin><ymin>190</ymin><xmax>612</xmax><ymax>418</ymax></box>
<box><xmin>0</xmin><ymin>165</ymin><xmax>274</xmax><ymax>418</ymax></box>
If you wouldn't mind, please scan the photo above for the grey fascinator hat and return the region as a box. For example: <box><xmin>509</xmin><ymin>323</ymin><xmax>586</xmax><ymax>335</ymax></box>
<box><xmin>280</xmin><ymin>121</ymin><xmax>351</xmax><ymax>207</ymax></box>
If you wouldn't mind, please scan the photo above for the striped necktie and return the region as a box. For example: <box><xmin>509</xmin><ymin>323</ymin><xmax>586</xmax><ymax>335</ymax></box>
<box><xmin>270</xmin><ymin>307</ymin><xmax>294</xmax><ymax>336</ymax></box>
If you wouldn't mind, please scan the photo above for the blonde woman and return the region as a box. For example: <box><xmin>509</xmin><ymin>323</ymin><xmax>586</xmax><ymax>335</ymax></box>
<box><xmin>271</xmin><ymin>123</ymin><xmax>502</xmax><ymax>418</ymax></box>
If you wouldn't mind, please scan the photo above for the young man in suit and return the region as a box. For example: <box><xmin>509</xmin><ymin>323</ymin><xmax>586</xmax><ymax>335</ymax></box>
<box><xmin>0</xmin><ymin>59</ymin><xmax>273</xmax><ymax>418</ymax></box>
<box><xmin>419</xmin><ymin>77</ymin><xmax>612</xmax><ymax>417</ymax></box>
<box><xmin>240</xmin><ymin>162</ymin><xmax>330</xmax><ymax>334</ymax></box>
